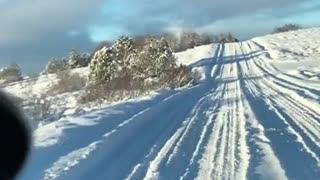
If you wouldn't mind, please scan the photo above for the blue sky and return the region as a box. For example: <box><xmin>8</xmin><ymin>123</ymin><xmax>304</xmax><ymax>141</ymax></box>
<box><xmin>0</xmin><ymin>0</ymin><xmax>319</xmax><ymax>74</ymax></box>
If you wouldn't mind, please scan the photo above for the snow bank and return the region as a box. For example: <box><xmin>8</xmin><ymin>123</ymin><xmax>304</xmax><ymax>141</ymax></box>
<box><xmin>252</xmin><ymin>28</ymin><xmax>320</xmax><ymax>61</ymax></box>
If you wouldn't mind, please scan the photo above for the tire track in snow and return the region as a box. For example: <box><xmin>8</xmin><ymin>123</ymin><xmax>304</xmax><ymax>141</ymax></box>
<box><xmin>256</xmin><ymin>75</ymin><xmax>320</xmax><ymax>158</ymax></box>
<box><xmin>240</xmin><ymin>42</ymin><xmax>320</xmax><ymax>179</ymax></box>
<box><xmin>246</xmin><ymin>49</ymin><xmax>320</xmax><ymax>153</ymax></box>
<box><xmin>262</xmin><ymin>61</ymin><xmax>320</xmax><ymax>97</ymax></box>
<box><xmin>23</xmin><ymin>90</ymin><xmax>188</xmax><ymax>180</ymax></box>
<box><xmin>196</xmin><ymin>43</ymin><xmax>249</xmax><ymax>180</ymax></box>
<box><xmin>248</xmin><ymin>40</ymin><xmax>320</xmax><ymax>97</ymax></box>
<box><xmin>245</xmin><ymin>41</ymin><xmax>320</xmax><ymax>148</ymax></box>
<box><xmin>165</xmin><ymin>44</ymin><xmax>224</xmax><ymax>166</ymax></box>
<box><xmin>252</xmin><ymin>56</ymin><xmax>320</xmax><ymax>103</ymax></box>
<box><xmin>50</xmin><ymin>44</ymin><xmax>225</xmax><ymax>180</ymax></box>
<box><xmin>252</xmin><ymin>58</ymin><xmax>320</xmax><ymax>119</ymax></box>
<box><xmin>126</xmin><ymin>44</ymin><xmax>225</xmax><ymax>180</ymax></box>
<box><xmin>223</xmin><ymin>52</ymin><xmax>238</xmax><ymax>180</ymax></box>
<box><xmin>195</xmin><ymin>44</ymin><xmax>233</xmax><ymax>180</ymax></box>
<box><xmin>237</xmin><ymin>42</ymin><xmax>288</xmax><ymax>180</ymax></box>
<box><xmin>220</xmin><ymin>47</ymin><xmax>247</xmax><ymax>180</ymax></box>
<box><xmin>142</xmin><ymin>89</ymin><xmax>218</xmax><ymax>180</ymax></box>
<box><xmin>281</xmin><ymin>72</ymin><xmax>320</xmax><ymax>89</ymax></box>
<box><xmin>141</xmin><ymin>44</ymin><xmax>226</xmax><ymax>180</ymax></box>
<box><xmin>44</xmin><ymin>84</ymin><xmax>214</xmax><ymax>180</ymax></box>
<box><xmin>247</xmin><ymin>41</ymin><xmax>320</xmax><ymax>128</ymax></box>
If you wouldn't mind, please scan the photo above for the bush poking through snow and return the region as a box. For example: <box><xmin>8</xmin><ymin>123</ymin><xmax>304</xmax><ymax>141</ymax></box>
<box><xmin>22</xmin><ymin>95</ymin><xmax>53</xmax><ymax>123</ymax></box>
<box><xmin>81</xmin><ymin>64</ymin><xmax>193</xmax><ymax>104</ymax></box>
<box><xmin>82</xmin><ymin>36</ymin><xmax>194</xmax><ymax>104</ymax></box>
<box><xmin>78</xmin><ymin>80</ymin><xmax>145</xmax><ymax>105</ymax></box>
<box><xmin>80</xmin><ymin>53</ymin><xmax>92</xmax><ymax>67</ymax></box>
<box><xmin>68</xmin><ymin>50</ymin><xmax>91</xmax><ymax>69</ymax></box>
<box><xmin>159</xmin><ymin>65</ymin><xmax>193</xmax><ymax>89</ymax></box>
<box><xmin>42</xmin><ymin>58</ymin><xmax>68</xmax><ymax>75</ymax></box>
<box><xmin>0</xmin><ymin>63</ymin><xmax>23</xmax><ymax>85</ymax></box>
<box><xmin>272</xmin><ymin>24</ymin><xmax>302</xmax><ymax>34</ymax></box>
<box><xmin>68</xmin><ymin>49</ymin><xmax>82</xmax><ymax>69</ymax></box>
<box><xmin>89</xmin><ymin>36</ymin><xmax>183</xmax><ymax>86</ymax></box>
<box><xmin>136</xmin><ymin>37</ymin><xmax>177</xmax><ymax>78</ymax></box>
<box><xmin>218</xmin><ymin>33</ymin><xmax>239</xmax><ymax>43</ymax></box>
<box><xmin>89</xmin><ymin>36</ymin><xmax>137</xmax><ymax>84</ymax></box>
<box><xmin>43</xmin><ymin>51</ymin><xmax>91</xmax><ymax>75</ymax></box>
<box><xmin>47</xmin><ymin>71</ymin><xmax>87</xmax><ymax>96</ymax></box>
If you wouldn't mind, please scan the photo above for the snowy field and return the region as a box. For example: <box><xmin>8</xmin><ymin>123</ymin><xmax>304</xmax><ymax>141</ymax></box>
<box><xmin>9</xmin><ymin>28</ymin><xmax>320</xmax><ymax>180</ymax></box>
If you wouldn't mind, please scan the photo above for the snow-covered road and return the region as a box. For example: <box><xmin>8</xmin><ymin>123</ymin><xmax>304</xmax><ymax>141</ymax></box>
<box><xmin>19</xmin><ymin>38</ymin><xmax>320</xmax><ymax>180</ymax></box>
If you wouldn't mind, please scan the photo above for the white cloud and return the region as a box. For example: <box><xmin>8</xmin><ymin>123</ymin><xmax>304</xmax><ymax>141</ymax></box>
<box><xmin>0</xmin><ymin>0</ymin><xmax>102</xmax><ymax>46</ymax></box>
<box><xmin>0</xmin><ymin>0</ymin><xmax>319</xmax><ymax>73</ymax></box>
<box><xmin>95</xmin><ymin>0</ymin><xmax>317</xmax><ymax>40</ymax></box>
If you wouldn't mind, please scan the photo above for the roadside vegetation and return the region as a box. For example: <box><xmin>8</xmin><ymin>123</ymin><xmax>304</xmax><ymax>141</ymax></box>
<box><xmin>272</xmin><ymin>24</ymin><xmax>302</xmax><ymax>34</ymax></box>
<box><xmin>5</xmin><ymin>26</ymin><xmax>304</xmax><ymax>124</ymax></box>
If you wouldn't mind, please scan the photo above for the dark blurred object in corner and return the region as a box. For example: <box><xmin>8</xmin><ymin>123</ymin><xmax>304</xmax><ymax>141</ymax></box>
<box><xmin>0</xmin><ymin>91</ymin><xmax>31</xmax><ymax>179</ymax></box>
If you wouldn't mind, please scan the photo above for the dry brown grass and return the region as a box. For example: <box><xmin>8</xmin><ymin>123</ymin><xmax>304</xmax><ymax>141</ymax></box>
<box><xmin>47</xmin><ymin>71</ymin><xmax>87</xmax><ymax>96</ymax></box>
<box><xmin>79</xmin><ymin>65</ymin><xmax>193</xmax><ymax>104</ymax></box>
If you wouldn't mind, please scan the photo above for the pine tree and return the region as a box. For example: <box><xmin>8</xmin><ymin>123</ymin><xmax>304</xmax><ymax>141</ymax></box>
<box><xmin>156</xmin><ymin>38</ymin><xmax>176</xmax><ymax>75</ymax></box>
<box><xmin>89</xmin><ymin>47</ymin><xmax>116</xmax><ymax>84</ymax></box>
<box><xmin>89</xmin><ymin>36</ymin><xmax>137</xmax><ymax>84</ymax></box>
<box><xmin>68</xmin><ymin>49</ymin><xmax>81</xmax><ymax>69</ymax></box>
<box><xmin>112</xmin><ymin>36</ymin><xmax>136</xmax><ymax>68</ymax></box>
<box><xmin>42</xmin><ymin>58</ymin><xmax>68</xmax><ymax>75</ymax></box>
<box><xmin>137</xmin><ymin>37</ymin><xmax>176</xmax><ymax>78</ymax></box>
<box><xmin>81</xmin><ymin>53</ymin><xmax>92</xmax><ymax>67</ymax></box>
<box><xmin>0</xmin><ymin>62</ymin><xmax>23</xmax><ymax>83</ymax></box>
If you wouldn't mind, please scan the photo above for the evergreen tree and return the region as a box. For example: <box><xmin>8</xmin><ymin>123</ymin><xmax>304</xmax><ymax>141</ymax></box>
<box><xmin>89</xmin><ymin>36</ymin><xmax>137</xmax><ymax>84</ymax></box>
<box><xmin>42</xmin><ymin>58</ymin><xmax>68</xmax><ymax>75</ymax></box>
<box><xmin>137</xmin><ymin>37</ymin><xmax>176</xmax><ymax>78</ymax></box>
<box><xmin>81</xmin><ymin>53</ymin><xmax>92</xmax><ymax>67</ymax></box>
<box><xmin>68</xmin><ymin>49</ymin><xmax>81</xmax><ymax>69</ymax></box>
<box><xmin>112</xmin><ymin>36</ymin><xmax>136</xmax><ymax>68</ymax></box>
<box><xmin>0</xmin><ymin>62</ymin><xmax>23</xmax><ymax>83</ymax></box>
<box><xmin>89</xmin><ymin>47</ymin><xmax>116</xmax><ymax>84</ymax></box>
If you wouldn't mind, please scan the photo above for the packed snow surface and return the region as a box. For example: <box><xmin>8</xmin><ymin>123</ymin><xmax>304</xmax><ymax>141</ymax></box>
<box><xmin>18</xmin><ymin>28</ymin><xmax>320</xmax><ymax>180</ymax></box>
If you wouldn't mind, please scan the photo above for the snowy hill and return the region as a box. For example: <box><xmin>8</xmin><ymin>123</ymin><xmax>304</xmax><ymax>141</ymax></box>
<box><xmin>2</xmin><ymin>67</ymin><xmax>89</xmax><ymax>99</ymax></box>
<box><xmin>13</xmin><ymin>28</ymin><xmax>320</xmax><ymax>180</ymax></box>
<box><xmin>0</xmin><ymin>67</ymin><xmax>90</xmax><ymax>128</ymax></box>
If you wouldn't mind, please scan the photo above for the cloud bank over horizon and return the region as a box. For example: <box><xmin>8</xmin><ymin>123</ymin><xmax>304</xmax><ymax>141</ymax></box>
<box><xmin>0</xmin><ymin>0</ymin><xmax>319</xmax><ymax>73</ymax></box>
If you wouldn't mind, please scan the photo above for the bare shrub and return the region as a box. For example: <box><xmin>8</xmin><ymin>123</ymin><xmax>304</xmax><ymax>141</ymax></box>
<box><xmin>160</xmin><ymin>65</ymin><xmax>193</xmax><ymax>89</ymax></box>
<box><xmin>190</xmin><ymin>69</ymin><xmax>202</xmax><ymax>84</ymax></box>
<box><xmin>78</xmin><ymin>74</ymin><xmax>146</xmax><ymax>104</ymax></box>
<box><xmin>81</xmin><ymin>65</ymin><xmax>193</xmax><ymax>103</ymax></box>
<box><xmin>272</xmin><ymin>24</ymin><xmax>302</xmax><ymax>34</ymax></box>
<box><xmin>77</xmin><ymin>84</ymin><xmax>105</xmax><ymax>104</ymax></box>
<box><xmin>33</xmin><ymin>97</ymin><xmax>51</xmax><ymax>121</ymax></box>
<box><xmin>68</xmin><ymin>50</ymin><xmax>92</xmax><ymax>69</ymax></box>
<box><xmin>21</xmin><ymin>95</ymin><xmax>53</xmax><ymax>123</ymax></box>
<box><xmin>217</xmin><ymin>33</ymin><xmax>239</xmax><ymax>43</ymax></box>
<box><xmin>47</xmin><ymin>71</ymin><xmax>87</xmax><ymax>96</ymax></box>
<box><xmin>0</xmin><ymin>63</ymin><xmax>23</xmax><ymax>84</ymax></box>
<box><xmin>42</xmin><ymin>59</ymin><xmax>68</xmax><ymax>75</ymax></box>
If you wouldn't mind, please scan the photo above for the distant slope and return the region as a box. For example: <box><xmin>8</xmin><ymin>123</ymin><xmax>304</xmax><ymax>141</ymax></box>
<box><xmin>252</xmin><ymin>28</ymin><xmax>320</xmax><ymax>61</ymax></box>
<box><xmin>1</xmin><ymin>67</ymin><xmax>89</xmax><ymax>100</ymax></box>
